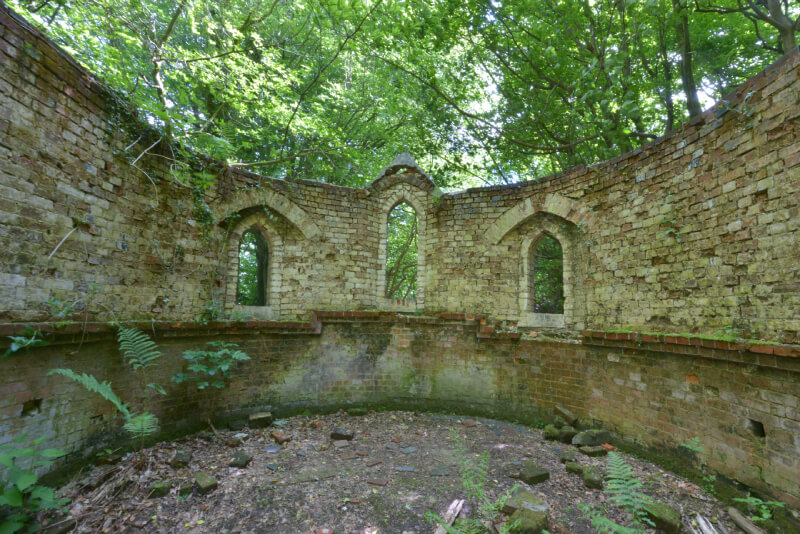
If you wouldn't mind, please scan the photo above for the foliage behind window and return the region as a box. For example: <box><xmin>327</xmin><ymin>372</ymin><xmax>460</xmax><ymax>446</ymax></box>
<box><xmin>385</xmin><ymin>202</ymin><xmax>418</xmax><ymax>301</ymax></box>
<box><xmin>237</xmin><ymin>230</ymin><xmax>268</xmax><ymax>306</ymax></box>
<box><xmin>531</xmin><ymin>234</ymin><xmax>564</xmax><ymax>314</ymax></box>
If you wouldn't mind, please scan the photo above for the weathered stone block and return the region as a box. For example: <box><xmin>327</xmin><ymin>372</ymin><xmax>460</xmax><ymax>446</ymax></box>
<box><xmin>572</xmin><ymin>429</ymin><xmax>614</xmax><ymax>447</ymax></box>
<box><xmin>502</xmin><ymin>490</ymin><xmax>549</xmax><ymax>516</ymax></box>
<box><xmin>554</xmin><ymin>405</ymin><xmax>578</xmax><ymax>425</ymax></box>
<box><xmin>331</xmin><ymin>428</ymin><xmax>354</xmax><ymax>440</ymax></box>
<box><xmin>169</xmin><ymin>450</ymin><xmax>192</xmax><ymax>468</ymax></box>
<box><xmin>644</xmin><ymin>500</ymin><xmax>682</xmax><ymax>533</ymax></box>
<box><xmin>582</xmin><ymin>465</ymin><xmax>603</xmax><ymax>489</ymax></box>
<box><xmin>579</xmin><ymin>446</ymin><xmax>608</xmax><ymax>457</ymax></box>
<box><xmin>194</xmin><ymin>472</ymin><xmax>218</xmax><ymax>494</ymax></box>
<box><xmin>543</xmin><ymin>424</ymin><xmax>559</xmax><ymax>441</ymax></box>
<box><xmin>509</xmin><ymin>507</ymin><xmax>548</xmax><ymax>534</ymax></box>
<box><xmin>229</xmin><ymin>451</ymin><xmax>252</xmax><ymax>468</ymax></box>
<box><xmin>509</xmin><ymin>462</ymin><xmax>550</xmax><ymax>485</ymax></box>
<box><xmin>249</xmin><ymin>412</ymin><xmax>273</xmax><ymax>428</ymax></box>
<box><xmin>565</xmin><ymin>462</ymin><xmax>583</xmax><ymax>475</ymax></box>
<box><xmin>147</xmin><ymin>480</ymin><xmax>170</xmax><ymax>498</ymax></box>
<box><xmin>558</xmin><ymin>450</ymin><xmax>576</xmax><ymax>463</ymax></box>
<box><xmin>558</xmin><ymin>426</ymin><xmax>578</xmax><ymax>444</ymax></box>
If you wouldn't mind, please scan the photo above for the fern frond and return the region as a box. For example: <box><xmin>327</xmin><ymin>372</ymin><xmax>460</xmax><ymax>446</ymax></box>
<box><xmin>604</xmin><ymin>452</ymin><xmax>654</xmax><ymax>528</ymax></box>
<box><xmin>117</xmin><ymin>327</ymin><xmax>162</xmax><ymax>370</ymax></box>
<box><xmin>590</xmin><ymin>514</ymin><xmax>640</xmax><ymax>534</ymax></box>
<box><xmin>123</xmin><ymin>412</ymin><xmax>159</xmax><ymax>439</ymax></box>
<box><xmin>48</xmin><ymin>369</ymin><xmax>130</xmax><ymax>418</ymax></box>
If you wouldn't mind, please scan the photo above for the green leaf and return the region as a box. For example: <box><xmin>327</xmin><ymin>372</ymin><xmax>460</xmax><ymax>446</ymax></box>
<box><xmin>28</xmin><ymin>485</ymin><xmax>55</xmax><ymax>504</ymax></box>
<box><xmin>0</xmin><ymin>486</ymin><xmax>23</xmax><ymax>507</ymax></box>
<box><xmin>0</xmin><ymin>518</ymin><xmax>26</xmax><ymax>534</ymax></box>
<box><xmin>147</xmin><ymin>383</ymin><xmax>167</xmax><ymax>395</ymax></box>
<box><xmin>39</xmin><ymin>448</ymin><xmax>65</xmax><ymax>458</ymax></box>
<box><xmin>11</xmin><ymin>469</ymin><xmax>38</xmax><ymax>491</ymax></box>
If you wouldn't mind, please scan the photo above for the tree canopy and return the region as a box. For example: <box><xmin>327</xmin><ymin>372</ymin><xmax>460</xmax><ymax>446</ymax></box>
<box><xmin>11</xmin><ymin>0</ymin><xmax>797</xmax><ymax>189</ymax></box>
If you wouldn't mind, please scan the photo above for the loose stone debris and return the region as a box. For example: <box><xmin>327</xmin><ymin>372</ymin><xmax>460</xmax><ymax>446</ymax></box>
<box><xmin>54</xmin><ymin>411</ymin><xmax>743</xmax><ymax>533</ymax></box>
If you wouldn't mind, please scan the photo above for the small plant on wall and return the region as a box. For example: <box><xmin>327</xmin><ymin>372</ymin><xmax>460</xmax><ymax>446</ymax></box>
<box><xmin>171</xmin><ymin>341</ymin><xmax>250</xmax><ymax>432</ymax></box>
<box><xmin>2</xmin><ymin>327</ymin><xmax>48</xmax><ymax>359</ymax></box>
<box><xmin>48</xmin><ymin>327</ymin><xmax>166</xmax><ymax>456</ymax></box>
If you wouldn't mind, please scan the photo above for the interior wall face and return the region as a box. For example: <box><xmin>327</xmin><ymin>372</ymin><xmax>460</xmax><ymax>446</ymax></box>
<box><xmin>1</xmin><ymin>5</ymin><xmax>799</xmax><ymax>506</ymax></box>
<box><xmin>2</xmin><ymin>320</ymin><xmax>797</xmax><ymax>505</ymax></box>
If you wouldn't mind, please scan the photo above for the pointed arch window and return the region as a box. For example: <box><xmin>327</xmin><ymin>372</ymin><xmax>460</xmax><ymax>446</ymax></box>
<box><xmin>385</xmin><ymin>201</ymin><xmax>418</xmax><ymax>301</ymax></box>
<box><xmin>530</xmin><ymin>234</ymin><xmax>564</xmax><ymax>314</ymax></box>
<box><xmin>237</xmin><ymin>230</ymin><xmax>269</xmax><ymax>306</ymax></box>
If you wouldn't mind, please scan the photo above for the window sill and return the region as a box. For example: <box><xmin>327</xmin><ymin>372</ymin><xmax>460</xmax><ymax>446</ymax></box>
<box><xmin>233</xmin><ymin>305</ymin><xmax>277</xmax><ymax>320</ymax></box>
<box><xmin>518</xmin><ymin>312</ymin><xmax>565</xmax><ymax>328</ymax></box>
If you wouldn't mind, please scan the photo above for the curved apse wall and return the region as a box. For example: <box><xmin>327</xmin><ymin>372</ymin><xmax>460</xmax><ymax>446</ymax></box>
<box><xmin>1</xmin><ymin>5</ymin><xmax>799</xmax><ymax>506</ymax></box>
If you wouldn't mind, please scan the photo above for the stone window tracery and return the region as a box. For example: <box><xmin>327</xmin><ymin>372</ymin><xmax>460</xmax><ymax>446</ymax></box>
<box><xmin>518</xmin><ymin>214</ymin><xmax>584</xmax><ymax>329</ymax></box>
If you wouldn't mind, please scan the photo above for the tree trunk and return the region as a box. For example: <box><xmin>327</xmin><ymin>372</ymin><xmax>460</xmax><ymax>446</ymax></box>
<box><xmin>778</xmin><ymin>25</ymin><xmax>797</xmax><ymax>55</ymax></box>
<box><xmin>659</xmin><ymin>26</ymin><xmax>676</xmax><ymax>131</ymax></box>
<box><xmin>764</xmin><ymin>0</ymin><xmax>798</xmax><ymax>54</ymax></box>
<box><xmin>674</xmin><ymin>0</ymin><xmax>702</xmax><ymax>117</ymax></box>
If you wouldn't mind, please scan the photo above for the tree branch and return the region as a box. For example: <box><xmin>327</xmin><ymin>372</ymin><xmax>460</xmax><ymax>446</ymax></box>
<box><xmin>228</xmin><ymin>148</ymin><xmax>343</xmax><ymax>169</ymax></box>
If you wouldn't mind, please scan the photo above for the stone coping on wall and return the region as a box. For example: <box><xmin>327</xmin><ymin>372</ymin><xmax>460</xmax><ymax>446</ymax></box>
<box><xmin>5</xmin><ymin>313</ymin><xmax>800</xmax><ymax>363</ymax></box>
<box><xmin>581</xmin><ymin>329</ymin><xmax>800</xmax><ymax>368</ymax></box>
<box><xmin>0</xmin><ymin>311</ymin><xmax>529</xmax><ymax>349</ymax></box>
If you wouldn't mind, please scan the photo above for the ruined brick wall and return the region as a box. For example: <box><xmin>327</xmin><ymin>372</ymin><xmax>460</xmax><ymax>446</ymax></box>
<box><xmin>0</xmin><ymin>7</ymin><xmax>220</xmax><ymax>322</ymax></box>
<box><xmin>2</xmin><ymin>316</ymin><xmax>797</xmax><ymax>506</ymax></box>
<box><xmin>2</xmin><ymin>5</ymin><xmax>799</xmax><ymax>339</ymax></box>
<box><xmin>2</xmin><ymin>5</ymin><xmax>800</xmax><ymax>509</ymax></box>
<box><xmin>426</xmin><ymin>56</ymin><xmax>800</xmax><ymax>340</ymax></box>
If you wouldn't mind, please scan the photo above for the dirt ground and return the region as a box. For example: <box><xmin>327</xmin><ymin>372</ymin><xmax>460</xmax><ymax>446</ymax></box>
<box><xmin>46</xmin><ymin>411</ymin><xmax>740</xmax><ymax>534</ymax></box>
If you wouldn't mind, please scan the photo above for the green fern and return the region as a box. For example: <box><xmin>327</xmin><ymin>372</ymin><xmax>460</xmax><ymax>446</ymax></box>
<box><xmin>47</xmin><ymin>369</ymin><xmax>130</xmax><ymax>418</ymax></box>
<box><xmin>579</xmin><ymin>452</ymin><xmax>654</xmax><ymax>534</ymax></box>
<box><xmin>584</xmin><ymin>512</ymin><xmax>642</xmax><ymax>534</ymax></box>
<box><xmin>605</xmin><ymin>452</ymin><xmax>652</xmax><ymax>528</ymax></box>
<box><xmin>123</xmin><ymin>412</ymin><xmax>159</xmax><ymax>439</ymax></box>
<box><xmin>117</xmin><ymin>327</ymin><xmax>161</xmax><ymax>370</ymax></box>
<box><xmin>47</xmin><ymin>369</ymin><xmax>159</xmax><ymax>440</ymax></box>
<box><xmin>424</xmin><ymin>430</ymin><xmax>519</xmax><ymax>534</ymax></box>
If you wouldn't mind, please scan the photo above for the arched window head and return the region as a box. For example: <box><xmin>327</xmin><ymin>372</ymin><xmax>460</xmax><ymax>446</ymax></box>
<box><xmin>385</xmin><ymin>201</ymin><xmax>418</xmax><ymax>300</ymax></box>
<box><xmin>237</xmin><ymin>230</ymin><xmax>269</xmax><ymax>306</ymax></box>
<box><xmin>530</xmin><ymin>234</ymin><xmax>564</xmax><ymax>314</ymax></box>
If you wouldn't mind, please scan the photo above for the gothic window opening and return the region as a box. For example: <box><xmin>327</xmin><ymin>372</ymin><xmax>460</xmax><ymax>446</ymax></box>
<box><xmin>531</xmin><ymin>234</ymin><xmax>564</xmax><ymax>314</ymax></box>
<box><xmin>385</xmin><ymin>202</ymin><xmax>418</xmax><ymax>300</ymax></box>
<box><xmin>237</xmin><ymin>230</ymin><xmax>269</xmax><ymax>306</ymax></box>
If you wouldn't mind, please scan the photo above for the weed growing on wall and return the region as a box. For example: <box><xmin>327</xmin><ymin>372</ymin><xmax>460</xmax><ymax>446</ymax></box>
<box><xmin>117</xmin><ymin>327</ymin><xmax>166</xmax><ymax>398</ymax></box>
<box><xmin>172</xmin><ymin>341</ymin><xmax>250</xmax><ymax>432</ymax></box>
<box><xmin>2</xmin><ymin>328</ymin><xmax>48</xmax><ymax>359</ymax></box>
<box><xmin>48</xmin><ymin>328</ymin><xmax>166</xmax><ymax>452</ymax></box>
<box><xmin>0</xmin><ymin>436</ymin><xmax>68</xmax><ymax>533</ymax></box>
<box><xmin>172</xmin><ymin>341</ymin><xmax>249</xmax><ymax>390</ymax></box>
<box><xmin>46</xmin><ymin>369</ymin><xmax>159</xmax><ymax>444</ymax></box>
<box><xmin>197</xmin><ymin>301</ymin><xmax>222</xmax><ymax>325</ymax></box>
